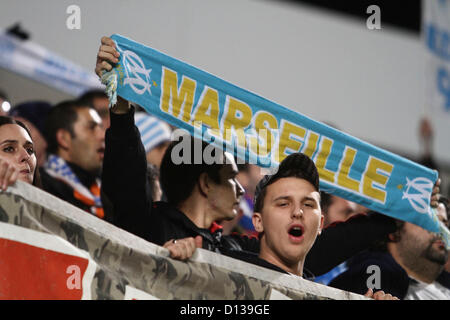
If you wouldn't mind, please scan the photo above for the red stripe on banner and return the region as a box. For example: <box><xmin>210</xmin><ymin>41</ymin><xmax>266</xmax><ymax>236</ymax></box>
<box><xmin>0</xmin><ymin>238</ymin><xmax>89</xmax><ymax>300</ymax></box>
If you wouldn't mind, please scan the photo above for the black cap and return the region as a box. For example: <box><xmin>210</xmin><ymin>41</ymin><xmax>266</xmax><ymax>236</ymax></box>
<box><xmin>254</xmin><ymin>153</ymin><xmax>320</xmax><ymax>210</ymax></box>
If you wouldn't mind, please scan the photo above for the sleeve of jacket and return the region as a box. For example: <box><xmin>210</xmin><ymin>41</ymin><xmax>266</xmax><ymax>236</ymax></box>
<box><xmin>305</xmin><ymin>212</ymin><xmax>397</xmax><ymax>276</ymax></box>
<box><xmin>229</xmin><ymin>233</ymin><xmax>260</xmax><ymax>254</ymax></box>
<box><xmin>101</xmin><ymin>107</ymin><xmax>153</xmax><ymax>239</ymax></box>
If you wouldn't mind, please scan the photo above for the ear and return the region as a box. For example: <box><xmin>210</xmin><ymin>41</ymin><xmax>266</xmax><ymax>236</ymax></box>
<box><xmin>388</xmin><ymin>232</ymin><xmax>400</xmax><ymax>242</ymax></box>
<box><xmin>197</xmin><ymin>172</ymin><xmax>210</xmax><ymax>198</ymax></box>
<box><xmin>317</xmin><ymin>213</ymin><xmax>324</xmax><ymax>235</ymax></box>
<box><xmin>56</xmin><ymin>129</ymin><xmax>72</xmax><ymax>151</ymax></box>
<box><xmin>252</xmin><ymin>212</ymin><xmax>264</xmax><ymax>233</ymax></box>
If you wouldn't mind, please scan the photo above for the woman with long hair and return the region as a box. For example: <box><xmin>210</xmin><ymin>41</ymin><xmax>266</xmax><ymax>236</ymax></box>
<box><xmin>0</xmin><ymin>115</ymin><xmax>41</xmax><ymax>190</ymax></box>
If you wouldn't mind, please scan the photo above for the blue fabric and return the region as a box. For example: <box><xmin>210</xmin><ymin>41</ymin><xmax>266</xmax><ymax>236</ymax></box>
<box><xmin>314</xmin><ymin>262</ymin><xmax>348</xmax><ymax>286</ymax></box>
<box><xmin>101</xmin><ymin>34</ymin><xmax>447</xmax><ymax>240</ymax></box>
<box><xmin>134</xmin><ymin>112</ymin><xmax>171</xmax><ymax>152</ymax></box>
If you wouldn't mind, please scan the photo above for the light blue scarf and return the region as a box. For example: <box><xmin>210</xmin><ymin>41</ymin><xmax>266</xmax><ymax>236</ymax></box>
<box><xmin>101</xmin><ymin>34</ymin><xmax>448</xmax><ymax>246</ymax></box>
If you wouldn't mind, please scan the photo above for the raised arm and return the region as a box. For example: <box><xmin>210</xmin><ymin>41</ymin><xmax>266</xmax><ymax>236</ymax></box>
<box><xmin>96</xmin><ymin>36</ymin><xmax>153</xmax><ymax>239</ymax></box>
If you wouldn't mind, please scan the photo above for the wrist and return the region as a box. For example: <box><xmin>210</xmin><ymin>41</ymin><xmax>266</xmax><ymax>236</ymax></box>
<box><xmin>111</xmin><ymin>96</ymin><xmax>131</xmax><ymax>114</ymax></box>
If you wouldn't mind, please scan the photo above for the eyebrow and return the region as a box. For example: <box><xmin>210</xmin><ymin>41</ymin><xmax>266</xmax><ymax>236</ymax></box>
<box><xmin>303</xmin><ymin>196</ymin><xmax>319</xmax><ymax>202</ymax></box>
<box><xmin>0</xmin><ymin>139</ymin><xmax>33</xmax><ymax>146</ymax></box>
<box><xmin>272</xmin><ymin>195</ymin><xmax>319</xmax><ymax>203</ymax></box>
<box><xmin>86</xmin><ymin>120</ymin><xmax>101</xmax><ymax>126</ymax></box>
<box><xmin>0</xmin><ymin>139</ymin><xmax>18</xmax><ymax>144</ymax></box>
<box><xmin>272</xmin><ymin>196</ymin><xmax>292</xmax><ymax>202</ymax></box>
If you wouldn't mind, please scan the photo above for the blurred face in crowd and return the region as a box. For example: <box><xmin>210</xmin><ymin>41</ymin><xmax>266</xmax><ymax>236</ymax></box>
<box><xmin>236</xmin><ymin>164</ymin><xmax>264</xmax><ymax>197</ymax></box>
<box><xmin>92</xmin><ymin>96</ymin><xmax>110</xmax><ymax>129</ymax></box>
<box><xmin>395</xmin><ymin>216</ymin><xmax>448</xmax><ymax>268</ymax></box>
<box><xmin>63</xmin><ymin>107</ymin><xmax>105</xmax><ymax>174</ymax></box>
<box><xmin>0</xmin><ymin>123</ymin><xmax>36</xmax><ymax>184</ymax></box>
<box><xmin>146</xmin><ymin>141</ymin><xmax>170</xmax><ymax>168</ymax></box>
<box><xmin>253</xmin><ymin>177</ymin><xmax>323</xmax><ymax>275</ymax></box>
<box><xmin>206</xmin><ymin>152</ymin><xmax>245</xmax><ymax>222</ymax></box>
<box><xmin>323</xmin><ymin>195</ymin><xmax>357</xmax><ymax>227</ymax></box>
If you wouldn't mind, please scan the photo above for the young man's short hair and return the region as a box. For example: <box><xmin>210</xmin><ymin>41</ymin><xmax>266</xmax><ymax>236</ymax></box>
<box><xmin>44</xmin><ymin>99</ymin><xmax>92</xmax><ymax>154</ymax></box>
<box><xmin>78</xmin><ymin>90</ymin><xmax>108</xmax><ymax>108</ymax></box>
<box><xmin>159</xmin><ymin>135</ymin><xmax>225</xmax><ymax>206</ymax></box>
<box><xmin>253</xmin><ymin>152</ymin><xmax>320</xmax><ymax>212</ymax></box>
<box><xmin>319</xmin><ymin>191</ymin><xmax>333</xmax><ymax>214</ymax></box>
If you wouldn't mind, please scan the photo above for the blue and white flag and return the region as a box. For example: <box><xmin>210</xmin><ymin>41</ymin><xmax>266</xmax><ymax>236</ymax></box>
<box><xmin>0</xmin><ymin>32</ymin><xmax>103</xmax><ymax>96</ymax></box>
<box><xmin>423</xmin><ymin>0</ymin><xmax>450</xmax><ymax>116</ymax></box>
<box><xmin>102</xmin><ymin>34</ymin><xmax>446</xmax><ymax>244</ymax></box>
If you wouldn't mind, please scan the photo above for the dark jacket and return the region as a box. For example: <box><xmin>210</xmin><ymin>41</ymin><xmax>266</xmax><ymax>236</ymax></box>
<box><xmin>102</xmin><ymin>107</ymin><xmax>259</xmax><ymax>255</ymax></box>
<box><xmin>102</xmin><ymin>107</ymin><xmax>397</xmax><ymax>275</ymax></box>
<box><xmin>328</xmin><ymin>250</ymin><xmax>411</xmax><ymax>298</ymax></box>
<box><xmin>328</xmin><ymin>251</ymin><xmax>450</xmax><ymax>299</ymax></box>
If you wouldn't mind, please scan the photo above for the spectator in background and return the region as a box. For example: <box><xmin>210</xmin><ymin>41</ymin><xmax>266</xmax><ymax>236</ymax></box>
<box><xmin>135</xmin><ymin>111</ymin><xmax>172</xmax><ymax>169</ymax></box>
<box><xmin>78</xmin><ymin>90</ymin><xmax>110</xmax><ymax>129</ymax></box>
<box><xmin>8</xmin><ymin>101</ymin><xmax>52</xmax><ymax>167</ymax></box>
<box><xmin>221</xmin><ymin>163</ymin><xmax>263</xmax><ymax>236</ymax></box>
<box><xmin>320</xmin><ymin>192</ymin><xmax>358</xmax><ymax>228</ymax></box>
<box><xmin>0</xmin><ymin>116</ymin><xmax>40</xmax><ymax>189</ymax></box>
<box><xmin>40</xmin><ymin>99</ymin><xmax>106</xmax><ymax>219</ymax></box>
<box><xmin>418</xmin><ymin>117</ymin><xmax>438</xmax><ymax>171</ymax></box>
<box><xmin>329</xmin><ymin>202</ymin><xmax>450</xmax><ymax>299</ymax></box>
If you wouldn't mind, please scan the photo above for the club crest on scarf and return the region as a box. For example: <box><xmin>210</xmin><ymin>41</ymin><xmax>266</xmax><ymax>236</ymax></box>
<box><xmin>122</xmin><ymin>49</ymin><xmax>153</xmax><ymax>96</ymax></box>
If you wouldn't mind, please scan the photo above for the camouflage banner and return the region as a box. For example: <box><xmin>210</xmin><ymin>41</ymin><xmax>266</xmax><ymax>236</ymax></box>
<box><xmin>0</xmin><ymin>181</ymin><xmax>365</xmax><ymax>301</ymax></box>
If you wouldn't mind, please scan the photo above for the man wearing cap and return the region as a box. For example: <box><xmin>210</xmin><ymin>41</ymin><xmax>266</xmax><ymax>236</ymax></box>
<box><xmin>241</xmin><ymin>152</ymin><xmax>324</xmax><ymax>278</ymax></box>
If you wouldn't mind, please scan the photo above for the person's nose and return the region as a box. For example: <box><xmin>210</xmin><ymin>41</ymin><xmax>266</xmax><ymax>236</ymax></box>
<box><xmin>292</xmin><ymin>206</ymin><xmax>303</xmax><ymax>219</ymax></box>
<box><xmin>17</xmin><ymin>147</ymin><xmax>31</xmax><ymax>165</ymax></box>
<box><xmin>96</xmin><ymin>125</ymin><xmax>106</xmax><ymax>142</ymax></box>
<box><xmin>236</xmin><ymin>179</ymin><xmax>245</xmax><ymax>198</ymax></box>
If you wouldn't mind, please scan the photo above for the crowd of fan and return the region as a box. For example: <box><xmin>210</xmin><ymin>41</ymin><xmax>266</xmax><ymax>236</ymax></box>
<box><xmin>0</xmin><ymin>36</ymin><xmax>448</xmax><ymax>300</ymax></box>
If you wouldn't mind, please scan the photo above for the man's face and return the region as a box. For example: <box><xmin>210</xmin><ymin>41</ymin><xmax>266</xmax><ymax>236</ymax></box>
<box><xmin>324</xmin><ymin>196</ymin><xmax>357</xmax><ymax>227</ymax></box>
<box><xmin>207</xmin><ymin>152</ymin><xmax>244</xmax><ymax>221</ymax></box>
<box><xmin>66</xmin><ymin>108</ymin><xmax>105</xmax><ymax>174</ymax></box>
<box><xmin>253</xmin><ymin>177</ymin><xmax>323</xmax><ymax>272</ymax></box>
<box><xmin>397</xmin><ymin>218</ymin><xmax>448</xmax><ymax>266</ymax></box>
